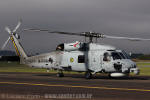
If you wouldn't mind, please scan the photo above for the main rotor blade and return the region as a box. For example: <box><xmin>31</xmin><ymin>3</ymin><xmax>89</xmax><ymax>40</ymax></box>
<box><xmin>49</xmin><ymin>31</ymin><xmax>84</xmax><ymax>36</ymax></box>
<box><xmin>1</xmin><ymin>37</ymin><xmax>10</xmax><ymax>50</ymax></box>
<box><xmin>5</xmin><ymin>27</ymin><xmax>11</xmax><ymax>34</ymax></box>
<box><xmin>24</xmin><ymin>28</ymin><xmax>84</xmax><ymax>36</ymax></box>
<box><xmin>13</xmin><ymin>20</ymin><xmax>22</xmax><ymax>33</ymax></box>
<box><xmin>104</xmin><ymin>35</ymin><xmax>150</xmax><ymax>41</ymax></box>
<box><xmin>24</xmin><ymin>28</ymin><xmax>150</xmax><ymax>41</ymax></box>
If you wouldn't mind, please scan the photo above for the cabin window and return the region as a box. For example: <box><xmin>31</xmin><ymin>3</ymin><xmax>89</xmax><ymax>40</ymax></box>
<box><xmin>49</xmin><ymin>58</ymin><xmax>53</xmax><ymax>64</ymax></box>
<box><xmin>78</xmin><ymin>55</ymin><xmax>85</xmax><ymax>63</ymax></box>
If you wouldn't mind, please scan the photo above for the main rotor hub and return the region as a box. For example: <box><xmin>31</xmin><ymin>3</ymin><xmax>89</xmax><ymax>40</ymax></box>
<box><xmin>83</xmin><ymin>32</ymin><xmax>105</xmax><ymax>42</ymax></box>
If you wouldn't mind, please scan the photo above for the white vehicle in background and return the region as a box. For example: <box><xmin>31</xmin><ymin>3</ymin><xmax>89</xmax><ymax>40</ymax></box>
<box><xmin>2</xmin><ymin>21</ymin><xmax>150</xmax><ymax>79</ymax></box>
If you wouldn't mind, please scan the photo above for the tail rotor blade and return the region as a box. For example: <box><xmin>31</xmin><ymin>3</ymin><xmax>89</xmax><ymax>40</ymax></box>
<box><xmin>1</xmin><ymin>37</ymin><xmax>10</xmax><ymax>50</ymax></box>
<box><xmin>13</xmin><ymin>20</ymin><xmax>22</xmax><ymax>33</ymax></box>
<box><xmin>5</xmin><ymin>27</ymin><xmax>12</xmax><ymax>34</ymax></box>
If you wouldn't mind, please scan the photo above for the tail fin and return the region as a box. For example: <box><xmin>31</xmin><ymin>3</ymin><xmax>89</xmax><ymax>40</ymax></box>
<box><xmin>10</xmin><ymin>35</ymin><xmax>27</xmax><ymax>59</ymax></box>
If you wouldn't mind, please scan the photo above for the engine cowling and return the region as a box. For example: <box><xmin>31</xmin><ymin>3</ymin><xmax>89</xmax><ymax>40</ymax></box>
<box><xmin>64</xmin><ymin>41</ymin><xmax>81</xmax><ymax>51</ymax></box>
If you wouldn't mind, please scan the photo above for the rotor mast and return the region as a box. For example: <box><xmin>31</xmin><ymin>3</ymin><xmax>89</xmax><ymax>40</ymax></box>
<box><xmin>83</xmin><ymin>31</ymin><xmax>104</xmax><ymax>43</ymax></box>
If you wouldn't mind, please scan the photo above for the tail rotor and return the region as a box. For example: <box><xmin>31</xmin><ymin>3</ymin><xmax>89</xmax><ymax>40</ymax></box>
<box><xmin>5</xmin><ymin>27</ymin><xmax>11</xmax><ymax>35</ymax></box>
<box><xmin>1</xmin><ymin>37</ymin><xmax>10</xmax><ymax>50</ymax></box>
<box><xmin>12</xmin><ymin>20</ymin><xmax>22</xmax><ymax>34</ymax></box>
<box><xmin>1</xmin><ymin>20</ymin><xmax>22</xmax><ymax>50</ymax></box>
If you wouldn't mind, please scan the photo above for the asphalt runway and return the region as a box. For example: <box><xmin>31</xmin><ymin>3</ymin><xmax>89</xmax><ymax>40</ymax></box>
<box><xmin>0</xmin><ymin>72</ymin><xmax>150</xmax><ymax>100</ymax></box>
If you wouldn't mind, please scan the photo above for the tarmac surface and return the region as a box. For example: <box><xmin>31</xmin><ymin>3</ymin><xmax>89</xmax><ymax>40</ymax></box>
<box><xmin>0</xmin><ymin>72</ymin><xmax>150</xmax><ymax>100</ymax></box>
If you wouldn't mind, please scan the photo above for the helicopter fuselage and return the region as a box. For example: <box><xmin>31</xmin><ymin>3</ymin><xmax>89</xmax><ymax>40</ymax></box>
<box><xmin>24</xmin><ymin>42</ymin><xmax>139</xmax><ymax>77</ymax></box>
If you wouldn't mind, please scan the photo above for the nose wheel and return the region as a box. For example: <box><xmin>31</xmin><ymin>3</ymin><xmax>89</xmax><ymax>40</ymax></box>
<box><xmin>85</xmin><ymin>71</ymin><xmax>92</xmax><ymax>79</ymax></box>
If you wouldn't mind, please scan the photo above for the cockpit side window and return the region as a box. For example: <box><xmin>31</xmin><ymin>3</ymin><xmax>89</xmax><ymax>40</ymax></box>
<box><xmin>111</xmin><ymin>52</ymin><xmax>122</xmax><ymax>60</ymax></box>
<box><xmin>103</xmin><ymin>52</ymin><xmax>111</xmax><ymax>61</ymax></box>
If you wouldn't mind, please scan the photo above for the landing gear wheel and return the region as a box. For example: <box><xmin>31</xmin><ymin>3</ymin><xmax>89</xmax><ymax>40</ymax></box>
<box><xmin>85</xmin><ymin>71</ymin><xmax>92</xmax><ymax>79</ymax></box>
<box><xmin>108</xmin><ymin>73</ymin><xmax>113</xmax><ymax>78</ymax></box>
<box><xmin>57</xmin><ymin>72</ymin><xmax>64</xmax><ymax>77</ymax></box>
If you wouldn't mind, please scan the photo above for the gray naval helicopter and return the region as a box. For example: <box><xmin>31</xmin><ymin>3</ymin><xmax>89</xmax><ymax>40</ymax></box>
<box><xmin>2</xmin><ymin>21</ymin><xmax>150</xmax><ymax>79</ymax></box>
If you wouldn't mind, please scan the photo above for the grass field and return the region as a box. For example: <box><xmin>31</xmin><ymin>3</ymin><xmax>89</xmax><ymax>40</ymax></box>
<box><xmin>137</xmin><ymin>63</ymin><xmax>150</xmax><ymax>76</ymax></box>
<box><xmin>0</xmin><ymin>61</ymin><xmax>150</xmax><ymax>76</ymax></box>
<box><xmin>0</xmin><ymin>62</ymin><xmax>78</xmax><ymax>74</ymax></box>
<box><xmin>0</xmin><ymin>62</ymin><xmax>47</xmax><ymax>73</ymax></box>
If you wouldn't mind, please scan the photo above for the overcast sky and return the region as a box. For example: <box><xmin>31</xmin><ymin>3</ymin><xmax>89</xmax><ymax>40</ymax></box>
<box><xmin>0</xmin><ymin>0</ymin><xmax>150</xmax><ymax>55</ymax></box>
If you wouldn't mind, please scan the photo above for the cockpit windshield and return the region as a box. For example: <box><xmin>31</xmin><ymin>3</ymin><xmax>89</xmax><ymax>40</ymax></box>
<box><xmin>111</xmin><ymin>52</ymin><xmax>122</xmax><ymax>60</ymax></box>
<box><xmin>118</xmin><ymin>52</ymin><xmax>126</xmax><ymax>59</ymax></box>
<box><xmin>122</xmin><ymin>50</ymin><xmax>131</xmax><ymax>59</ymax></box>
<box><xmin>111</xmin><ymin>51</ymin><xmax>130</xmax><ymax>60</ymax></box>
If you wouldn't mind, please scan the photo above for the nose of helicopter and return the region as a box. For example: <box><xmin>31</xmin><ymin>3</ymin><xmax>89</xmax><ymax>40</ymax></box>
<box><xmin>123</xmin><ymin>59</ymin><xmax>140</xmax><ymax>75</ymax></box>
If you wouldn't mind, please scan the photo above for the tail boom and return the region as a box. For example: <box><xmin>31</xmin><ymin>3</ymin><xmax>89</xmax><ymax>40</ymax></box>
<box><xmin>10</xmin><ymin>36</ymin><xmax>21</xmax><ymax>57</ymax></box>
<box><xmin>10</xmin><ymin>35</ymin><xmax>27</xmax><ymax>59</ymax></box>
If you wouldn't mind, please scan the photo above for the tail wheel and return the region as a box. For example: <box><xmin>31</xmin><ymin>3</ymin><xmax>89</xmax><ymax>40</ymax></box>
<box><xmin>57</xmin><ymin>72</ymin><xmax>64</xmax><ymax>77</ymax></box>
<box><xmin>85</xmin><ymin>71</ymin><xmax>92</xmax><ymax>79</ymax></box>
